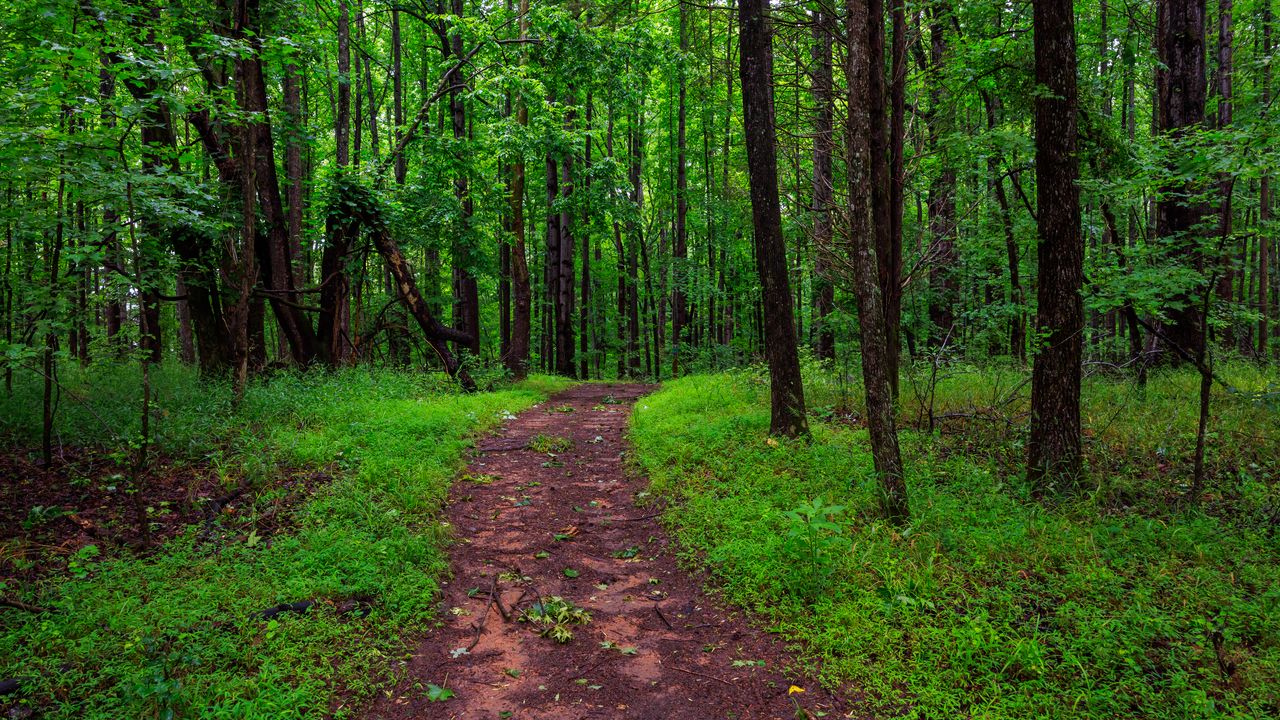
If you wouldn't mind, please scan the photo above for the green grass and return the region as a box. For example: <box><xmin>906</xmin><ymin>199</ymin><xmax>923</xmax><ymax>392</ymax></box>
<box><xmin>631</xmin><ymin>369</ymin><xmax>1280</xmax><ymax>719</ymax></box>
<box><xmin>1</xmin><ymin>366</ymin><xmax>570</xmax><ymax>719</ymax></box>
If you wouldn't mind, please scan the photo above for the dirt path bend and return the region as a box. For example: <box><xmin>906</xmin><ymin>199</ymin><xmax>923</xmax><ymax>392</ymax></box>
<box><xmin>360</xmin><ymin>383</ymin><xmax>848</xmax><ymax>720</ymax></box>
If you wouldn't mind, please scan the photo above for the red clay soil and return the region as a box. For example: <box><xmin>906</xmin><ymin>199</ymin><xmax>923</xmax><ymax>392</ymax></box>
<box><xmin>359</xmin><ymin>383</ymin><xmax>854</xmax><ymax>720</ymax></box>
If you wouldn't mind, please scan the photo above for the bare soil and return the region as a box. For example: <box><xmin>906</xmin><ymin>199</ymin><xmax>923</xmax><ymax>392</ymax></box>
<box><xmin>358</xmin><ymin>383</ymin><xmax>853</xmax><ymax>720</ymax></box>
<box><xmin>0</xmin><ymin>448</ymin><xmax>328</xmax><ymax>586</ymax></box>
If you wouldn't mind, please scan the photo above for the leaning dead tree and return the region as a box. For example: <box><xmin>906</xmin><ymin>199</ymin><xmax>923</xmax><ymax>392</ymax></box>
<box><xmin>325</xmin><ymin>179</ymin><xmax>477</xmax><ymax>390</ymax></box>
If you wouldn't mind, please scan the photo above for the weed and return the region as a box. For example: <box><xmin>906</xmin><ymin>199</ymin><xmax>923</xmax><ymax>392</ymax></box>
<box><xmin>779</xmin><ymin>497</ymin><xmax>849</xmax><ymax>601</ymax></box>
<box><xmin>519</xmin><ymin>596</ymin><xmax>591</xmax><ymax>643</ymax></box>
<box><xmin>527</xmin><ymin>433</ymin><xmax>574</xmax><ymax>454</ymax></box>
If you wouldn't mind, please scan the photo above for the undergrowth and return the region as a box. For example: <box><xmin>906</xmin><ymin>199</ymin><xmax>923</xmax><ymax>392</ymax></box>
<box><xmin>0</xmin><ymin>365</ymin><xmax>570</xmax><ymax>719</ymax></box>
<box><xmin>631</xmin><ymin>369</ymin><xmax>1279</xmax><ymax>719</ymax></box>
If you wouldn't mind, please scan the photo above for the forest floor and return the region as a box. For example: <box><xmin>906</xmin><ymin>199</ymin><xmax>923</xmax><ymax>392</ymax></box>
<box><xmin>360</xmin><ymin>382</ymin><xmax>849</xmax><ymax>720</ymax></box>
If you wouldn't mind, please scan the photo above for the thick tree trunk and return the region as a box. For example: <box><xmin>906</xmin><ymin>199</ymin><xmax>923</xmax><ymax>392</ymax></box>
<box><xmin>1026</xmin><ymin>0</ymin><xmax>1084</xmax><ymax>490</ymax></box>
<box><xmin>847</xmin><ymin>0</ymin><xmax>909</xmax><ymax>522</ymax></box>
<box><xmin>739</xmin><ymin>0</ymin><xmax>808</xmax><ymax>437</ymax></box>
<box><xmin>1155</xmin><ymin>0</ymin><xmax>1209</xmax><ymax>361</ymax></box>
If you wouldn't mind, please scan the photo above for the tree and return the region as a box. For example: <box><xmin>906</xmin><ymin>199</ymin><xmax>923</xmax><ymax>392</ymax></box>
<box><xmin>1026</xmin><ymin>0</ymin><xmax>1084</xmax><ymax>489</ymax></box>
<box><xmin>739</xmin><ymin>0</ymin><xmax>807</xmax><ymax>437</ymax></box>
<box><xmin>1155</xmin><ymin>0</ymin><xmax>1209</xmax><ymax>361</ymax></box>
<box><xmin>846</xmin><ymin>0</ymin><xmax>909</xmax><ymax>522</ymax></box>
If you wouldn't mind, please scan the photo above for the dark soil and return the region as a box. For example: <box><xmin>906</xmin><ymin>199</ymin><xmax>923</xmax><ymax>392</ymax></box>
<box><xmin>0</xmin><ymin>447</ymin><xmax>329</xmax><ymax>586</ymax></box>
<box><xmin>358</xmin><ymin>383</ymin><xmax>854</xmax><ymax>720</ymax></box>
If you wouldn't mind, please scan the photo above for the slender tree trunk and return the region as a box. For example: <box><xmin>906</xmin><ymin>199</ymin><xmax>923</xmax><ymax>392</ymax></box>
<box><xmin>888</xmin><ymin>0</ymin><xmax>907</xmax><ymax>371</ymax></box>
<box><xmin>926</xmin><ymin>0</ymin><xmax>957</xmax><ymax>346</ymax></box>
<box><xmin>1026</xmin><ymin>0</ymin><xmax>1084</xmax><ymax>490</ymax></box>
<box><xmin>869</xmin><ymin>0</ymin><xmax>898</xmax><ymax>396</ymax></box>
<box><xmin>1260</xmin><ymin>2</ymin><xmax>1272</xmax><ymax>357</ymax></box>
<box><xmin>739</xmin><ymin>0</ymin><xmax>808</xmax><ymax>437</ymax></box>
<box><xmin>506</xmin><ymin>0</ymin><xmax>533</xmax><ymax>378</ymax></box>
<box><xmin>1215</xmin><ymin>0</ymin><xmax>1235</xmax><ymax>347</ymax></box>
<box><xmin>847</xmin><ymin>0</ymin><xmax>908</xmax><ymax>521</ymax></box>
<box><xmin>811</xmin><ymin>10</ymin><xmax>836</xmax><ymax>361</ymax></box>
<box><xmin>451</xmin><ymin>0</ymin><xmax>481</xmax><ymax>359</ymax></box>
<box><xmin>627</xmin><ymin>108</ymin><xmax>643</xmax><ymax>377</ymax></box>
<box><xmin>579</xmin><ymin>95</ymin><xmax>593</xmax><ymax>379</ymax></box>
<box><xmin>336</xmin><ymin>0</ymin><xmax>351</xmax><ymax>167</ymax></box>
<box><xmin>672</xmin><ymin>0</ymin><xmax>690</xmax><ymax>376</ymax></box>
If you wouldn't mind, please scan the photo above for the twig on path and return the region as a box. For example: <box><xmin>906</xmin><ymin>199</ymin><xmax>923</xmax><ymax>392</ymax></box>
<box><xmin>653</xmin><ymin>604</ymin><xmax>673</xmax><ymax>630</ymax></box>
<box><xmin>475</xmin><ymin>442</ymin><xmax>530</xmax><ymax>453</ymax></box>
<box><xmin>613</xmin><ymin>511</ymin><xmax>664</xmax><ymax>522</ymax></box>
<box><xmin>672</xmin><ymin>666</ymin><xmax>735</xmax><ymax>686</ymax></box>
<box><xmin>466</xmin><ymin>577</ymin><xmax>500</xmax><ymax>651</ymax></box>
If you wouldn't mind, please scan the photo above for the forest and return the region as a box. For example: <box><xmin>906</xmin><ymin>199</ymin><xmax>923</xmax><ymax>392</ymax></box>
<box><xmin>0</xmin><ymin>0</ymin><xmax>1277</xmax><ymax>716</ymax></box>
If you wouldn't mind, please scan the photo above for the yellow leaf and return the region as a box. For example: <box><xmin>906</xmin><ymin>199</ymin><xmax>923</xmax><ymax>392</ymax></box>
<box><xmin>788</xmin><ymin>685</ymin><xmax>805</xmax><ymax>695</ymax></box>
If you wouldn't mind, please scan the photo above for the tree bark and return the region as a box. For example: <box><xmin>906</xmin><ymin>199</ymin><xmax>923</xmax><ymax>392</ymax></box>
<box><xmin>672</xmin><ymin>0</ymin><xmax>690</xmax><ymax>376</ymax></box>
<box><xmin>506</xmin><ymin>0</ymin><xmax>533</xmax><ymax>378</ymax></box>
<box><xmin>1026</xmin><ymin>0</ymin><xmax>1084</xmax><ymax>490</ymax></box>
<box><xmin>1155</xmin><ymin>0</ymin><xmax>1209</xmax><ymax>361</ymax></box>
<box><xmin>739</xmin><ymin>0</ymin><xmax>808</xmax><ymax>437</ymax></box>
<box><xmin>811</xmin><ymin>10</ymin><xmax>836</xmax><ymax>361</ymax></box>
<box><xmin>926</xmin><ymin>0</ymin><xmax>957</xmax><ymax>347</ymax></box>
<box><xmin>847</xmin><ymin>0</ymin><xmax>909</xmax><ymax>521</ymax></box>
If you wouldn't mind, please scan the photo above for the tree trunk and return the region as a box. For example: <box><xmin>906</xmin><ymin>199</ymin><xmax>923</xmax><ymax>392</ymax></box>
<box><xmin>811</xmin><ymin>10</ymin><xmax>836</xmax><ymax>361</ymax></box>
<box><xmin>1026</xmin><ymin>0</ymin><xmax>1085</xmax><ymax>490</ymax></box>
<box><xmin>926</xmin><ymin>0</ymin><xmax>957</xmax><ymax>347</ymax></box>
<box><xmin>336</xmin><ymin>0</ymin><xmax>351</xmax><ymax>167</ymax></box>
<box><xmin>1215</xmin><ymin>0</ymin><xmax>1235</xmax><ymax>347</ymax></box>
<box><xmin>739</xmin><ymin>0</ymin><xmax>808</xmax><ymax>437</ymax></box>
<box><xmin>672</xmin><ymin>0</ymin><xmax>690</xmax><ymax>376</ymax></box>
<box><xmin>1155</xmin><ymin>0</ymin><xmax>1209</xmax><ymax>361</ymax></box>
<box><xmin>506</xmin><ymin>0</ymin><xmax>533</xmax><ymax>378</ymax></box>
<box><xmin>1259</xmin><ymin>2</ymin><xmax>1272</xmax><ymax>357</ymax></box>
<box><xmin>869</xmin><ymin>0</ymin><xmax>898</xmax><ymax>396</ymax></box>
<box><xmin>888</xmin><ymin>0</ymin><xmax>907</xmax><ymax>371</ymax></box>
<box><xmin>847</xmin><ymin>0</ymin><xmax>908</xmax><ymax>521</ymax></box>
<box><xmin>373</xmin><ymin>229</ymin><xmax>475</xmax><ymax>390</ymax></box>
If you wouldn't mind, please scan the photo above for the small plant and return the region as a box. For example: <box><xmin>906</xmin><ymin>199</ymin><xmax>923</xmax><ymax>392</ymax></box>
<box><xmin>527</xmin><ymin>434</ymin><xmax>574</xmax><ymax>454</ymax></box>
<box><xmin>425</xmin><ymin>683</ymin><xmax>454</xmax><ymax>702</ymax></box>
<box><xmin>519</xmin><ymin>596</ymin><xmax>591</xmax><ymax>643</ymax></box>
<box><xmin>780</xmin><ymin>497</ymin><xmax>849</xmax><ymax>601</ymax></box>
<box><xmin>599</xmin><ymin>640</ymin><xmax>638</xmax><ymax>655</ymax></box>
<box><xmin>22</xmin><ymin>505</ymin><xmax>68</xmax><ymax>531</ymax></box>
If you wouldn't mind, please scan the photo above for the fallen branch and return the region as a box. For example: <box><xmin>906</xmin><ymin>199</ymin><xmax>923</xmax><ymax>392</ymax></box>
<box><xmin>0</xmin><ymin>598</ymin><xmax>51</xmax><ymax>613</ymax></box>
<box><xmin>672</xmin><ymin>666</ymin><xmax>735</xmax><ymax>686</ymax></box>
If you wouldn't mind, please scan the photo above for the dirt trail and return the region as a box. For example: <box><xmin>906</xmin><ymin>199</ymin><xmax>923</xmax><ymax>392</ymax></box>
<box><xmin>360</xmin><ymin>383</ymin><xmax>848</xmax><ymax>719</ymax></box>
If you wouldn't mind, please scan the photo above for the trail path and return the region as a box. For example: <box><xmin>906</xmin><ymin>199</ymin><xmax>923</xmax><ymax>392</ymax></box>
<box><xmin>360</xmin><ymin>383</ymin><xmax>847</xmax><ymax>719</ymax></box>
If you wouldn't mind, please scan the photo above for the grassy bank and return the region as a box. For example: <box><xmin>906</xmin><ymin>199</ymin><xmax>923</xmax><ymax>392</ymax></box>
<box><xmin>630</xmin><ymin>368</ymin><xmax>1279</xmax><ymax>719</ymax></box>
<box><xmin>1</xmin><ymin>366</ymin><xmax>569</xmax><ymax>719</ymax></box>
